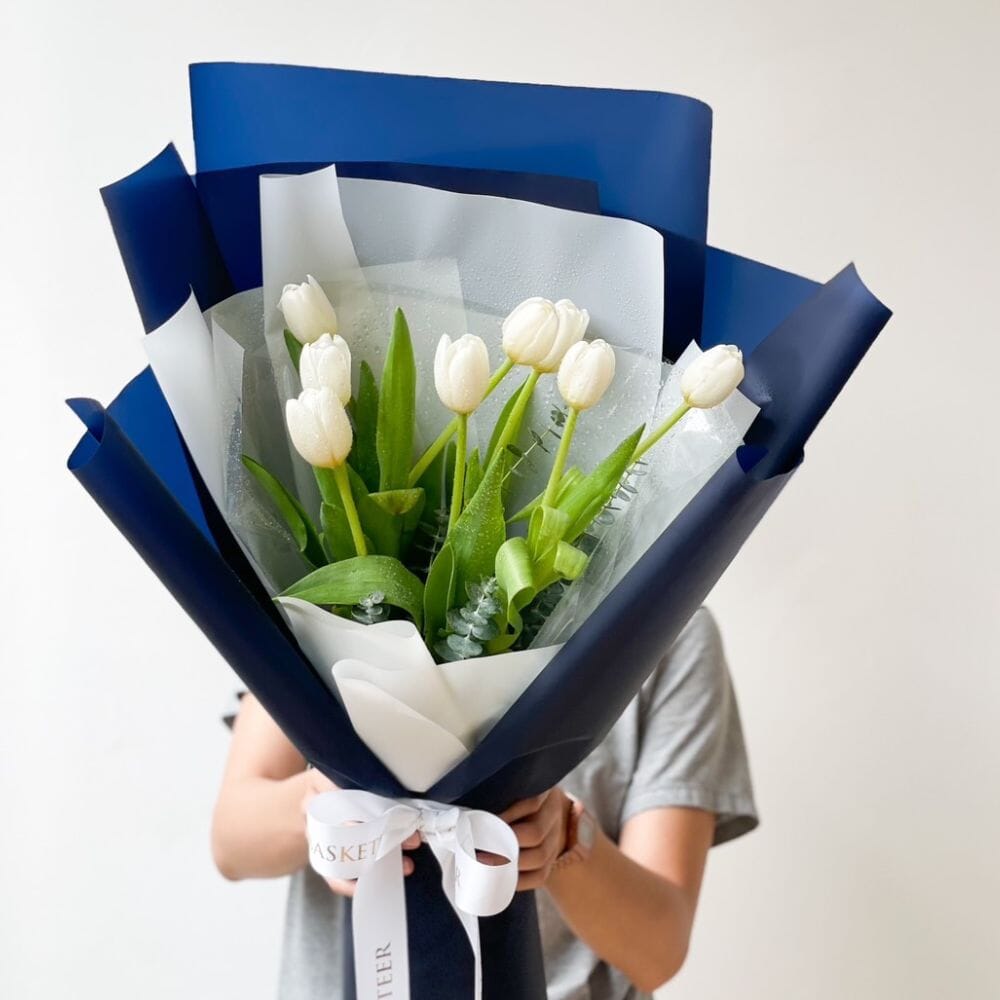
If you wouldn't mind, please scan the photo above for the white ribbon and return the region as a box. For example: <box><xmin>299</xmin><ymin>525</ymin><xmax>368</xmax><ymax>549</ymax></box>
<box><xmin>307</xmin><ymin>789</ymin><xmax>519</xmax><ymax>1000</ymax></box>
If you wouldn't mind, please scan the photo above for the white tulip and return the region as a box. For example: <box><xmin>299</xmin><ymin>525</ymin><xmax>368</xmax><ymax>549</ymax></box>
<box><xmin>299</xmin><ymin>333</ymin><xmax>352</xmax><ymax>404</ymax></box>
<box><xmin>501</xmin><ymin>297</ymin><xmax>559</xmax><ymax>368</ymax></box>
<box><xmin>434</xmin><ymin>334</ymin><xmax>491</xmax><ymax>414</ymax></box>
<box><xmin>279</xmin><ymin>275</ymin><xmax>339</xmax><ymax>344</ymax></box>
<box><xmin>557</xmin><ymin>339</ymin><xmax>616</xmax><ymax>411</ymax></box>
<box><xmin>286</xmin><ymin>387</ymin><xmax>353</xmax><ymax>469</ymax></box>
<box><xmin>680</xmin><ymin>345</ymin><xmax>745</xmax><ymax>408</ymax></box>
<box><xmin>535</xmin><ymin>299</ymin><xmax>590</xmax><ymax>373</ymax></box>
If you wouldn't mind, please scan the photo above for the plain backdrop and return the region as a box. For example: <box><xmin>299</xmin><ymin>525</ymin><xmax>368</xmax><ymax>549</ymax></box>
<box><xmin>2</xmin><ymin>1</ymin><xmax>998</xmax><ymax>997</ymax></box>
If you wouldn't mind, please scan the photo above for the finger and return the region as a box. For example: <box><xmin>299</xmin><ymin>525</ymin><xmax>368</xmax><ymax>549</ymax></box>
<box><xmin>516</xmin><ymin>865</ymin><xmax>552</xmax><ymax>892</ymax></box>
<box><xmin>402</xmin><ymin>832</ymin><xmax>422</xmax><ymax>851</ymax></box>
<box><xmin>403</xmin><ymin>856</ymin><xmax>415</xmax><ymax>876</ymax></box>
<box><xmin>516</xmin><ymin>844</ymin><xmax>558</xmax><ymax>872</ymax></box>
<box><xmin>500</xmin><ymin>794</ymin><xmax>546</xmax><ymax>823</ymax></box>
<box><xmin>475</xmin><ymin>849</ymin><xmax>515</xmax><ymax>867</ymax></box>
<box><xmin>325</xmin><ymin>877</ymin><xmax>357</xmax><ymax>898</ymax></box>
<box><xmin>512</xmin><ymin>806</ymin><xmax>561</xmax><ymax>849</ymax></box>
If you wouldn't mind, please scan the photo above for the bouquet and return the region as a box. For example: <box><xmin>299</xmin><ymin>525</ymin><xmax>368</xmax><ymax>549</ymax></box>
<box><xmin>68</xmin><ymin>63</ymin><xmax>891</xmax><ymax>1000</ymax></box>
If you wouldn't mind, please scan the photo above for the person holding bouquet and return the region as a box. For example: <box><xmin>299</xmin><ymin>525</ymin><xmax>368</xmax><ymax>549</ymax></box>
<box><xmin>212</xmin><ymin>605</ymin><xmax>756</xmax><ymax>998</ymax></box>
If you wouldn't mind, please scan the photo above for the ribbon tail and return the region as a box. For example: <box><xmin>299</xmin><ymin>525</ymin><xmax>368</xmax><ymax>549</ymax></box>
<box><xmin>352</xmin><ymin>847</ymin><xmax>411</xmax><ymax>1000</ymax></box>
<box><xmin>458</xmin><ymin>908</ymin><xmax>483</xmax><ymax>1000</ymax></box>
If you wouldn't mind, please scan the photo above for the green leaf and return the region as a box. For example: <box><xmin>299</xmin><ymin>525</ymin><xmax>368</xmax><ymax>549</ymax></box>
<box><xmin>559</xmin><ymin>425</ymin><xmax>645</xmax><ymax>542</ymax></box>
<box><xmin>281</xmin><ymin>556</ymin><xmax>424</xmax><ymax>629</ymax></box>
<box><xmin>508</xmin><ymin>466</ymin><xmax>584</xmax><ymax>524</ymax></box>
<box><xmin>485</xmin><ymin>377</ymin><xmax>527</xmax><ymax>466</ymax></box>
<box><xmin>491</xmin><ymin>536</ymin><xmax>537</xmax><ymax>651</ymax></box>
<box><xmin>242</xmin><ymin>454</ymin><xmax>325</xmax><ymax>568</ymax></box>
<box><xmin>349</xmin><ymin>467</ymin><xmax>402</xmax><ymax>558</ymax></box>
<box><xmin>376</xmin><ymin>308</ymin><xmax>416</xmax><ymax>491</ymax></box>
<box><xmin>423</xmin><ymin>542</ymin><xmax>456</xmax><ymax>644</ymax></box>
<box><xmin>284</xmin><ymin>329</ymin><xmax>304</xmax><ymax>372</ymax></box>
<box><xmin>447</xmin><ymin>447</ymin><xmax>507</xmax><ymax>603</ymax></box>
<box><xmin>352</xmin><ymin>360</ymin><xmax>380</xmax><ymax>492</ymax></box>
<box><xmin>320</xmin><ymin>501</ymin><xmax>358</xmax><ymax>563</ymax></box>
<box><xmin>465</xmin><ymin>448</ymin><xmax>483</xmax><ymax>505</ymax></box>
<box><xmin>554</xmin><ymin>541</ymin><xmax>588</xmax><ymax>580</ymax></box>
<box><xmin>369</xmin><ymin>488</ymin><xmax>424</xmax><ymax>517</ymax></box>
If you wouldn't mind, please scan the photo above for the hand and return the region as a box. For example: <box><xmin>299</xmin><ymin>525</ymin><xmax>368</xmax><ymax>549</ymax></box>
<box><xmin>500</xmin><ymin>788</ymin><xmax>571</xmax><ymax>891</ymax></box>
<box><xmin>299</xmin><ymin>770</ymin><xmax>419</xmax><ymax>898</ymax></box>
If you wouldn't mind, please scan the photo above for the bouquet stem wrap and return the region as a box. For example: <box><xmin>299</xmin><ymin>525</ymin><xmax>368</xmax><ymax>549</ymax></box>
<box><xmin>307</xmin><ymin>791</ymin><xmax>520</xmax><ymax>1000</ymax></box>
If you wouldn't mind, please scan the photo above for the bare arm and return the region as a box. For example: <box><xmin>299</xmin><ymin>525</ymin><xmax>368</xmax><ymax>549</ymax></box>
<box><xmin>501</xmin><ymin>789</ymin><xmax>715</xmax><ymax>993</ymax></box>
<box><xmin>211</xmin><ymin>694</ymin><xmax>417</xmax><ymax>890</ymax></box>
<box><xmin>210</xmin><ymin>694</ymin><xmax>313</xmax><ymax>880</ymax></box>
<box><xmin>545</xmin><ymin>804</ymin><xmax>715</xmax><ymax>992</ymax></box>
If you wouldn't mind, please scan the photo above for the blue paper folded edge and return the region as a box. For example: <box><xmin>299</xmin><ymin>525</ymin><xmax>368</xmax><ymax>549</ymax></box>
<box><xmin>68</xmin><ymin>65</ymin><xmax>891</xmax><ymax>1000</ymax></box>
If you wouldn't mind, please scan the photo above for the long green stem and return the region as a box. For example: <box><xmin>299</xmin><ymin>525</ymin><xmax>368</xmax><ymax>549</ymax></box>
<box><xmin>448</xmin><ymin>413</ymin><xmax>468</xmax><ymax>534</ymax></box>
<box><xmin>631</xmin><ymin>403</ymin><xmax>691</xmax><ymax>463</ymax></box>
<box><xmin>485</xmin><ymin>368</ymin><xmax>541</xmax><ymax>476</ymax></box>
<box><xmin>542</xmin><ymin>406</ymin><xmax>579</xmax><ymax>507</ymax></box>
<box><xmin>333</xmin><ymin>463</ymin><xmax>368</xmax><ymax>557</ymax></box>
<box><xmin>407</xmin><ymin>357</ymin><xmax>515</xmax><ymax>487</ymax></box>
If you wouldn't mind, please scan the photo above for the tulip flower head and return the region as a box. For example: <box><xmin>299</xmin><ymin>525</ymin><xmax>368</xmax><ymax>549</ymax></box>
<box><xmin>279</xmin><ymin>275</ymin><xmax>340</xmax><ymax>344</ymax></box>
<box><xmin>501</xmin><ymin>297</ymin><xmax>559</xmax><ymax>368</ymax></box>
<box><xmin>680</xmin><ymin>345</ymin><xmax>744</xmax><ymax>409</ymax></box>
<box><xmin>557</xmin><ymin>339</ymin><xmax>616</xmax><ymax>411</ymax></box>
<box><xmin>299</xmin><ymin>333</ymin><xmax>352</xmax><ymax>404</ymax></box>
<box><xmin>535</xmin><ymin>299</ymin><xmax>590</xmax><ymax>373</ymax></box>
<box><xmin>285</xmin><ymin>387</ymin><xmax>353</xmax><ymax>469</ymax></box>
<box><xmin>434</xmin><ymin>334</ymin><xmax>491</xmax><ymax>415</ymax></box>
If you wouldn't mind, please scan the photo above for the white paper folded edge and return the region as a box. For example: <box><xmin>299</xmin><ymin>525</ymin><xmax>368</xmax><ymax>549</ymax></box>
<box><xmin>277</xmin><ymin>597</ymin><xmax>562</xmax><ymax>792</ymax></box>
<box><xmin>143</xmin><ymin>292</ymin><xmax>223</xmax><ymax>507</ymax></box>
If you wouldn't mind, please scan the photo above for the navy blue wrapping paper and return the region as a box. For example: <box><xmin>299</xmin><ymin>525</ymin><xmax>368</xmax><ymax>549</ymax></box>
<box><xmin>69</xmin><ymin>64</ymin><xmax>890</xmax><ymax>999</ymax></box>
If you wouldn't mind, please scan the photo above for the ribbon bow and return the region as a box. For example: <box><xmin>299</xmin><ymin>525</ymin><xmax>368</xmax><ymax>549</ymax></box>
<box><xmin>307</xmin><ymin>789</ymin><xmax>520</xmax><ymax>1000</ymax></box>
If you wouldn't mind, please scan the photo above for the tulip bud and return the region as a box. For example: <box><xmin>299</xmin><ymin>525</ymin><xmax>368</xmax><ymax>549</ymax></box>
<box><xmin>501</xmin><ymin>297</ymin><xmax>559</xmax><ymax>368</ymax></box>
<box><xmin>285</xmin><ymin>387</ymin><xmax>353</xmax><ymax>469</ymax></box>
<box><xmin>278</xmin><ymin>275</ymin><xmax>339</xmax><ymax>344</ymax></box>
<box><xmin>299</xmin><ymin>333</ymin><xmax>352</xmax><ymax>404</ymax></box>
<box><xmin>535</xmin><ymin>299</ymin><xmax>590</xmax><ymax>373</ymax></box>
<box><xmin>557</xmin><ymin>339</ymin><xmax>616</xmax><ymax>411</ymax></box>
<box><xmin>680</xmin><ymin>345</ymin><xmax>744</xmax><ymax>408</ymax></box>
<box><xmin>434</xmin><ymin>334</ymin><xmax>491</xmax><ymax>414</ymax></box>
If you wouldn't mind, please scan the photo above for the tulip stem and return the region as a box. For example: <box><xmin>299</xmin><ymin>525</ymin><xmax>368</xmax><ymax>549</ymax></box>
<box><xmin>631</xmin><ymin>403</ymin><xmax>690</xmax><ymax>464</ymax></box>
<box><xmin>448</xmin><ymin>414</ymin><xmax>469</xmax><ymax>534</ymax></box>
<box><xmin>485</xmin><ymin>368</ymin><xmax>541</xmax><ymax>477</ymax></box>
<box><xmin>333</xmin><ymin>464</ymin><xmax>368</xmax><ymax>557</ymax></box>
<box><xmin>542</xmin><ymin>407</ymin><xmax>579</xmax><ymax>508</ymax></box>
<box><xmin>407</xmin><ymin>357</ymin><xmax>515</xmax><ymax>487</ymax></box>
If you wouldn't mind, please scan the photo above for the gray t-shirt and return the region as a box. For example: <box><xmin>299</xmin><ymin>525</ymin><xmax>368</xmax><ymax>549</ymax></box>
<box><xmin>277</xmin><ymin>608</ymin><xmax>757</xmax><ymax>1000</ymax></box>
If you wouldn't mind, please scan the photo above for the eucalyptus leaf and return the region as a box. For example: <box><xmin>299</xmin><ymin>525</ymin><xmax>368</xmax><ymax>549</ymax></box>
<box><xmin>376</xmin><ymin>309</ymin><xmax>416</xmax><ymax>491</ymax></box>
<box><xmin>242</xmin><ymin>454</ymin><xmax>325</xmax><ymax>568</ymax></box>
<box><xmin>352</xmin><ymin>360</ymin><xmax>380</xmax><ymax>492</ymax></box>
<box><xmin>281</xmin><ymin>556</ymin><xmax>424</xmax><ymax>629</ymax></box>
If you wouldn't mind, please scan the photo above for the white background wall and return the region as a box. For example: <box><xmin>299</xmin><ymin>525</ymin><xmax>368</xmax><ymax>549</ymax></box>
<box><xmin>2</xmin><ymin>1</ymin><xmax>998</xmax><ymax>997</ymax></box>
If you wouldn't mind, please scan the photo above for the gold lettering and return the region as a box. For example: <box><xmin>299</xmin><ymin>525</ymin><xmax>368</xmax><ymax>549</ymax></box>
<box><xmin>339</xmin><ymin>845</ymin><xmax>356</xmax><ymax>863</ymax></box>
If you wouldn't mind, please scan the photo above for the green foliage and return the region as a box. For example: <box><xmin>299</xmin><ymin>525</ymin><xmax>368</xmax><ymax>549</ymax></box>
<box><xmin>241</xmin><ymin>454</ymin><xmax>325</xmax><ymax>568</ymax></box>
<box><xmin>423</xmin><ymin>542</ymin><xmax>456</xmax><ymax>644</ymax></box>
<box><xmin>320</xmin><ymin>501</ymin><xmax>359</xmax><ymax>562</ymax></box>
<box><xmin>446</xmin><ymin>447</ymin><xmax>507</xmax><ymax>605</ymax></box>
<box><xmin>376</xmin><ymin>309</ymin><xmax>416</xmax><ymax>491</ymax></box>
<box><xmin>281</xmin><ymin>556</ymin><xmax>424</xmax><ymax>629</ymax></box>
<box><xmin>436</xmin><ymin>579</ymin><xmax>502</xmax><ymax>661</ymax></box>
<box><xmin>352</xmin><ymin>360</ymin><xmax>380</xmax><ymax>492</ymax></box>
<box><xmin>465</xmin><ymin>448</ymin><xmax>483</xmax><ymax>504</ymax></box>
<box><xmin>284</xmin><ymin>329</ymin><xmax>303</xmax><ymax>371</ymax></box>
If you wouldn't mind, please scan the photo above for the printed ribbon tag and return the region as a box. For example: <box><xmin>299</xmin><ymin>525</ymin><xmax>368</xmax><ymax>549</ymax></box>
<box><xmin>307</xmin><ymin>789</ymin><xmax>520</xmax><ymax>1000</ymax></box>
